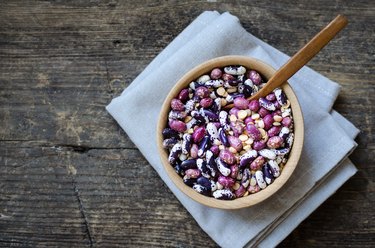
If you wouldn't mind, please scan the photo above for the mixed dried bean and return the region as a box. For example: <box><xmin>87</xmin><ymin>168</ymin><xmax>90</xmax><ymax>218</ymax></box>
<box><xmin>162</xmin><ymin>65</ymin><xmax>294</xmax><ymax>200</ymax></box>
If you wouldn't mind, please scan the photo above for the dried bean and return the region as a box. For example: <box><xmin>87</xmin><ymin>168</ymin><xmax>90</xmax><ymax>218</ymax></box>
<box><xmin>168</xmin><ymin>143</ymin><xmax>182</xmax><ymax>165</ymax></box>
<box><xmin>255</xmin><ymin>170</ymin><xmax>267</xmax><ymax>189</ymax></box>
<box><xmin>182</xmin><ymin>133</ymin><xmax>192</xmax><ymax>154</ymax></box>
<box><xmin>213</xmin><ymin>189</ymin><xmax>235</xmax><ymax>200</ymax></box>
<box><xmin>218</xmin><ymin>175</ymin><xmax>235</xmax><ymax>188</ymax></box>
<box><xmin>180</xmin><ymin>159</ymin><xmax>197</xmax><ymax>170</ymax></box>
<box><xmin>216</xmin><ymin>158</ymin><xmax>231</xmax><ymax>176</ymax></box>
<box><xmin>198</xmin><ymin>136</ymin><xmax>210</xmax><ymax>157</ymax></box>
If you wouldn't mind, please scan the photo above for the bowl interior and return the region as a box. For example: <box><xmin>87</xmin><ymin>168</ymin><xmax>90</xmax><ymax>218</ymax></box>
<box><xmin>157</xmin><ymin>56</ymin><xmax>304</xmax><ymax>209</ymax></box>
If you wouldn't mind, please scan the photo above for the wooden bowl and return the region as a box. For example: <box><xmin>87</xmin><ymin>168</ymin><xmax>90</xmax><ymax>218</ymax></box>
<box><xmin>157</xmin><ymin>56</ymin><xmax>304</xmax><ymax>209</ymax></box>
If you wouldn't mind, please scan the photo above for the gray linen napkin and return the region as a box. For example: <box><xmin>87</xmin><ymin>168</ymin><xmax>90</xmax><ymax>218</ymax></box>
<box><xmin>106</xmin><ymin>11</ymin><xmax>359</xmax><ymax>247</ymax></box>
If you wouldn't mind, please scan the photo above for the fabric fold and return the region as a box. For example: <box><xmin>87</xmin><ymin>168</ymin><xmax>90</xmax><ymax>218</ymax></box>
<box><xmin>106</xmin><ymin>11</ymin><xmax>358</xmax><ymax>247</ymax></box>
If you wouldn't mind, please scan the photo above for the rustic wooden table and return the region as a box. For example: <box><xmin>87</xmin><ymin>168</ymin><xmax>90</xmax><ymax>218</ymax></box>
<box><xmin>0</xmin><ymin>1</ymin><xmax>374</xmax><ymax>247</ymax></box>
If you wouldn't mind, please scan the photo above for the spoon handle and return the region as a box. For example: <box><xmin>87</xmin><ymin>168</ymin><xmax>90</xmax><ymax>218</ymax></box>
<box><xmin>248</xmin><ymin>15</ymin><xmax>348</xmax><ymax>101</ymax></box>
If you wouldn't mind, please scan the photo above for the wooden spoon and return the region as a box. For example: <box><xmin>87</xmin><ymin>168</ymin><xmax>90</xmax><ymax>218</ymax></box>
<box><xmin>224</xmin><ymin>15</ymin><xmax>348</xmax><ymax>109</ymax></box>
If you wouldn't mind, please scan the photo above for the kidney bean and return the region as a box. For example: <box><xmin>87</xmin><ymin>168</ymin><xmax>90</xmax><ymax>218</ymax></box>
<box><xmin>213</xmin><ymin>189</ymin><xmax>235</xmax><ymax>200</ymax></box>
<box><xmin>185</xmin><ymin>168</ymin><xmax>201</xmax><ymax>179</ymax></box>
<box><xmin>239</xmin><ymin>150</ymin><xmax>258</xmax><ymax>168</ymax></box>
<box><xmin>267</xmin><ymin>136</ymin><xmax>284</xmax><ymax>149</ymax></box>
<box><xmin>178</xmin><ymin>88</ymin><xmax>189</xmax><ymax>103</ymax></box>
<box><xmin>255</xmin><ymin>170</ymin><xmax>267</xmax><ymax>189</ymax></box>
<box><xmin>216</xmin><ymin>158</ymin><xmax>231</xmax><ymax>177</ymax></box>
<box><xmin>198</xmin><ymin>136</ymin><xmax>210</xmax><ymax>157</ymax></box>
<box><xmin>250</xmin><ymin>156</ymin><xmax>265</xmax><ymax>171</ymax></box>
<box><xmin>168</xmin><ymin>143</ymin><xmax>182</xmax><ymax>165</ymax></box>
<box><xmin>268</xmin><ymin>126</ymin><xmax>281</xmax><ymax>137</ymax></box>
<box><xmin>193</xmin><ymin>184</ymin><xmax>210</xmax><ymax>196</ymax></box>
<box><xmin>218</xmin><ymin>175</ymin><xmax>235</xmax><ymax>188</ymax></box>
<box><xmin>219</xmin><ymin>149</ymin><xmax>237</xmax><ymax>165</ymax></box>
<box><xmin>192</xmin><ymin>126</ymin><xmax>205</xmax><ymax>143</ymax></box>
<box><xmin>190</xmin><ymin>144</ymin><xmax>198</xmax><ymax>158</ymax></box>
<box><xmin>246</xmin><ymin>124</ymin><xmax>261</xmax><ymax>141</ymax></box>
<box><xmin>210</xmin><ymin>68</ymin><xmax>223</xmax><ymax>80</ymax></box>
<box><xmin>171</xmin><ymin>99</ymin><xmax>185</xmax><ymax>111</ymax></box>
<box><xmin>234</xmin><ymin>97</ymin><xmax>249</xmax><ymax>110</ymax></box>
<box><xmin>182</xmin><ymin>133</ymin><xmax>192</xmax><ymax>154</ymax></box>
<box><xmin>248</xmin><ymin>70</ymin><xmax>262</xmax><ymax>85</ymax></box>
<box><xmin>169</xmin><ymin>119</ymin><xmax>187</xmax><ymax>132</ymax></box>
<box><xmin>228</xmin><ymin>135</ymin><xmax>243</xmax><ymax>152</ymax></box>
<box><xmin>180</xmin><ymin>159</ymin><xmax>197</xmax><ymax>170</ymax></box>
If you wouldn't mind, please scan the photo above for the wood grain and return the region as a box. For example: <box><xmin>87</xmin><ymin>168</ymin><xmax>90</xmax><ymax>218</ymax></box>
<box><xmin>0</xmin><ymin>0</ymin><xmax>374</xmax><ymax>247</ymax></box>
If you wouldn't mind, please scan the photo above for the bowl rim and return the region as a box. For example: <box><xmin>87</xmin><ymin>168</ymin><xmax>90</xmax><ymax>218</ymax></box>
<box><xmin>157</xmin><ymin>55</ymin><xmax>304</xmax><ymax>209</ymax></box>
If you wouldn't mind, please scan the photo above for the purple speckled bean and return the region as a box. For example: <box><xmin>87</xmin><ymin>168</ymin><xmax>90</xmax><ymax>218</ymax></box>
<box><xmin>259</xmin><ymin>149</ymin><xmax>276</xmax><ymax>160</ymax></box>
<box><xmin>250</xmin><ymin>156</ymin><xmax>265</xmax><ymax>171</ymax></box>
<box><xmin>253</xmin><ymin>140</ymin><xmax>266</xmax><ymax>151</ymax></box>
<box><xmin>248</xmin><ymin>70</ymin><xmax>262</xmax><ymax>85</ymax></box>
<box><xmin>200</xmin><ymin>98</ymin><xmax>213</xmax><ymax>108</ymax></box>
<box><xmin>263</xmin><ymin>114</ymin><xmax>274</xmax><ymax>130</ymax></box>
<box><xmin>190</xmin><ymin>144</ymin><xmax>198</xmax><ymax>158</ymax></box>
<box><xmin>178</xmin><ymin>88</ymin><xmax>189</xmax><ymax>103</ymax></box>
<box><xmin>209</xmin><ymin>145</ymin><xmax>220</xmax><ymax>156</ymax></box>
<box><xmin>171</xmin><ymin>99</ymin><xmax>185</xmax><ymax>111</ymax></box>
<box><xmin>246</xmin><ymin>124</ymin><xmax>261</xmax><ymax>141</ymax></box>
<box><xmin>282</xmin><ymin>116</ymin><xmax>292</xmax><ymax>127</ymax></box>
<box><xmin>224</xmin><ymin>65</ymin><xmax>246</xmax><ymax>75</ymax></box>
<box><xmin>249</xmin><ymin>99</ymin><xmax>260</xmax><ymax>112</ymax></box>
<box><xmin>169</xmin><ymin>119</ymin><xmax>187</xmax><ymax>133</ymax></box>
<box><xmin>267</xmin><ymin>136</ymin><xmax>284</xmax><ymax>149</ymax></box>
<box><xmin>197</xmin><ymin>176</ymin><xmax>212</xmax><ymax>189</ymax></box>
<box><xmin>219</xmin><ymin>149</ymin><xmax>237</xmax><ymax>165</ymax></box>
<box><xmin>222</xmin><ymin>73</ymin><xmax>235</xmax><ymax>82</ymax></box>
<box><xmin>185</xmin><ymin>168</ymin><xmax>201</xmax><ymax>179</ymax></box>
<box><xmin>195</xmin><ymin>86</ymin><xmax>210</xmax><ymax>98</ymax></box>
<box><xmin>192</xmin><ymin>126</ymin><xmax>205</xmax><ymax>143</ymax></box>
<box><xmin>230</xmin><ymin>164</ymin><xmax>239</xmax><ymax>179</ymax></box>
<box><xmin>258</xmin><ymin>107</ymin><xmax>270</xmax><ymax>118</ymax></box>
<box><xmin>218</xmin><ymin>175</ymin><xmax>235</xmax><ymax>188</ymax></box>
<box><xmin>233</xmin><ymin>97</ymin><xmax>249</xmax><ymax>110</ymax></box>
<box><xmin>266</xmin><ymin>93</ymin><xmax>276</xmax><ymax>101</ymax></box>
<box><xmin>268</xmin><ymin>126</ymin><xmax>281</xmax><ymax>137</ymax></box>
<box><xmin>235</xmin><ymin>185</ymin><xmax>247</xmax><ymax>198</ymax></box>
<box><xmin>255</xmin><ymin>170</ymin><xmax>267</xmax><ymax>189</ymax></box>
<box><xmin>248</xmin><ymin>184</ymin><xmax>260</xmax><ymax>194</ymax></box>
<box><xmin>228</xmin><ymin>135</ymin><xmax>243</xmax><ymax>152</ymax></box>
<box><xmin>274</xmin><ymin>147</ymin><xmax>290</xmax><ymax>156</ymax></box>
<box><xmin>230</xmin><ymin>121</ymin><xmax>244</xmax><ymax>137</ymax></box>
<box><xmin>205</xmin><ymin>79</ymin><xmax>224</xmax><ymax>88</ymax></box>
<box><xmin>185</xmin><ymin>99</ymin><xmax>195</xmax><ymax>114</ymax></box>
<box><xmin>210</xmin><ymin>68</ymin><xmax>223</xmax><ymax>80</ymax></box>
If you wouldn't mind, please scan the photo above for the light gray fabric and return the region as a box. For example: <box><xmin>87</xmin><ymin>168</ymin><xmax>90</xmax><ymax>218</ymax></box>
<box><xmin>106</xmin><ymin>11</ymin><xmax>359</xmax><ymax>247</ymax></box>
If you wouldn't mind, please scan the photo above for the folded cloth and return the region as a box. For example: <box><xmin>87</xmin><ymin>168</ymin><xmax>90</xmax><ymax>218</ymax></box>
<box><xmin>106</xmin><ymin>11</ymin><xmax>359</xmax><ymax>247</ymax></box>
